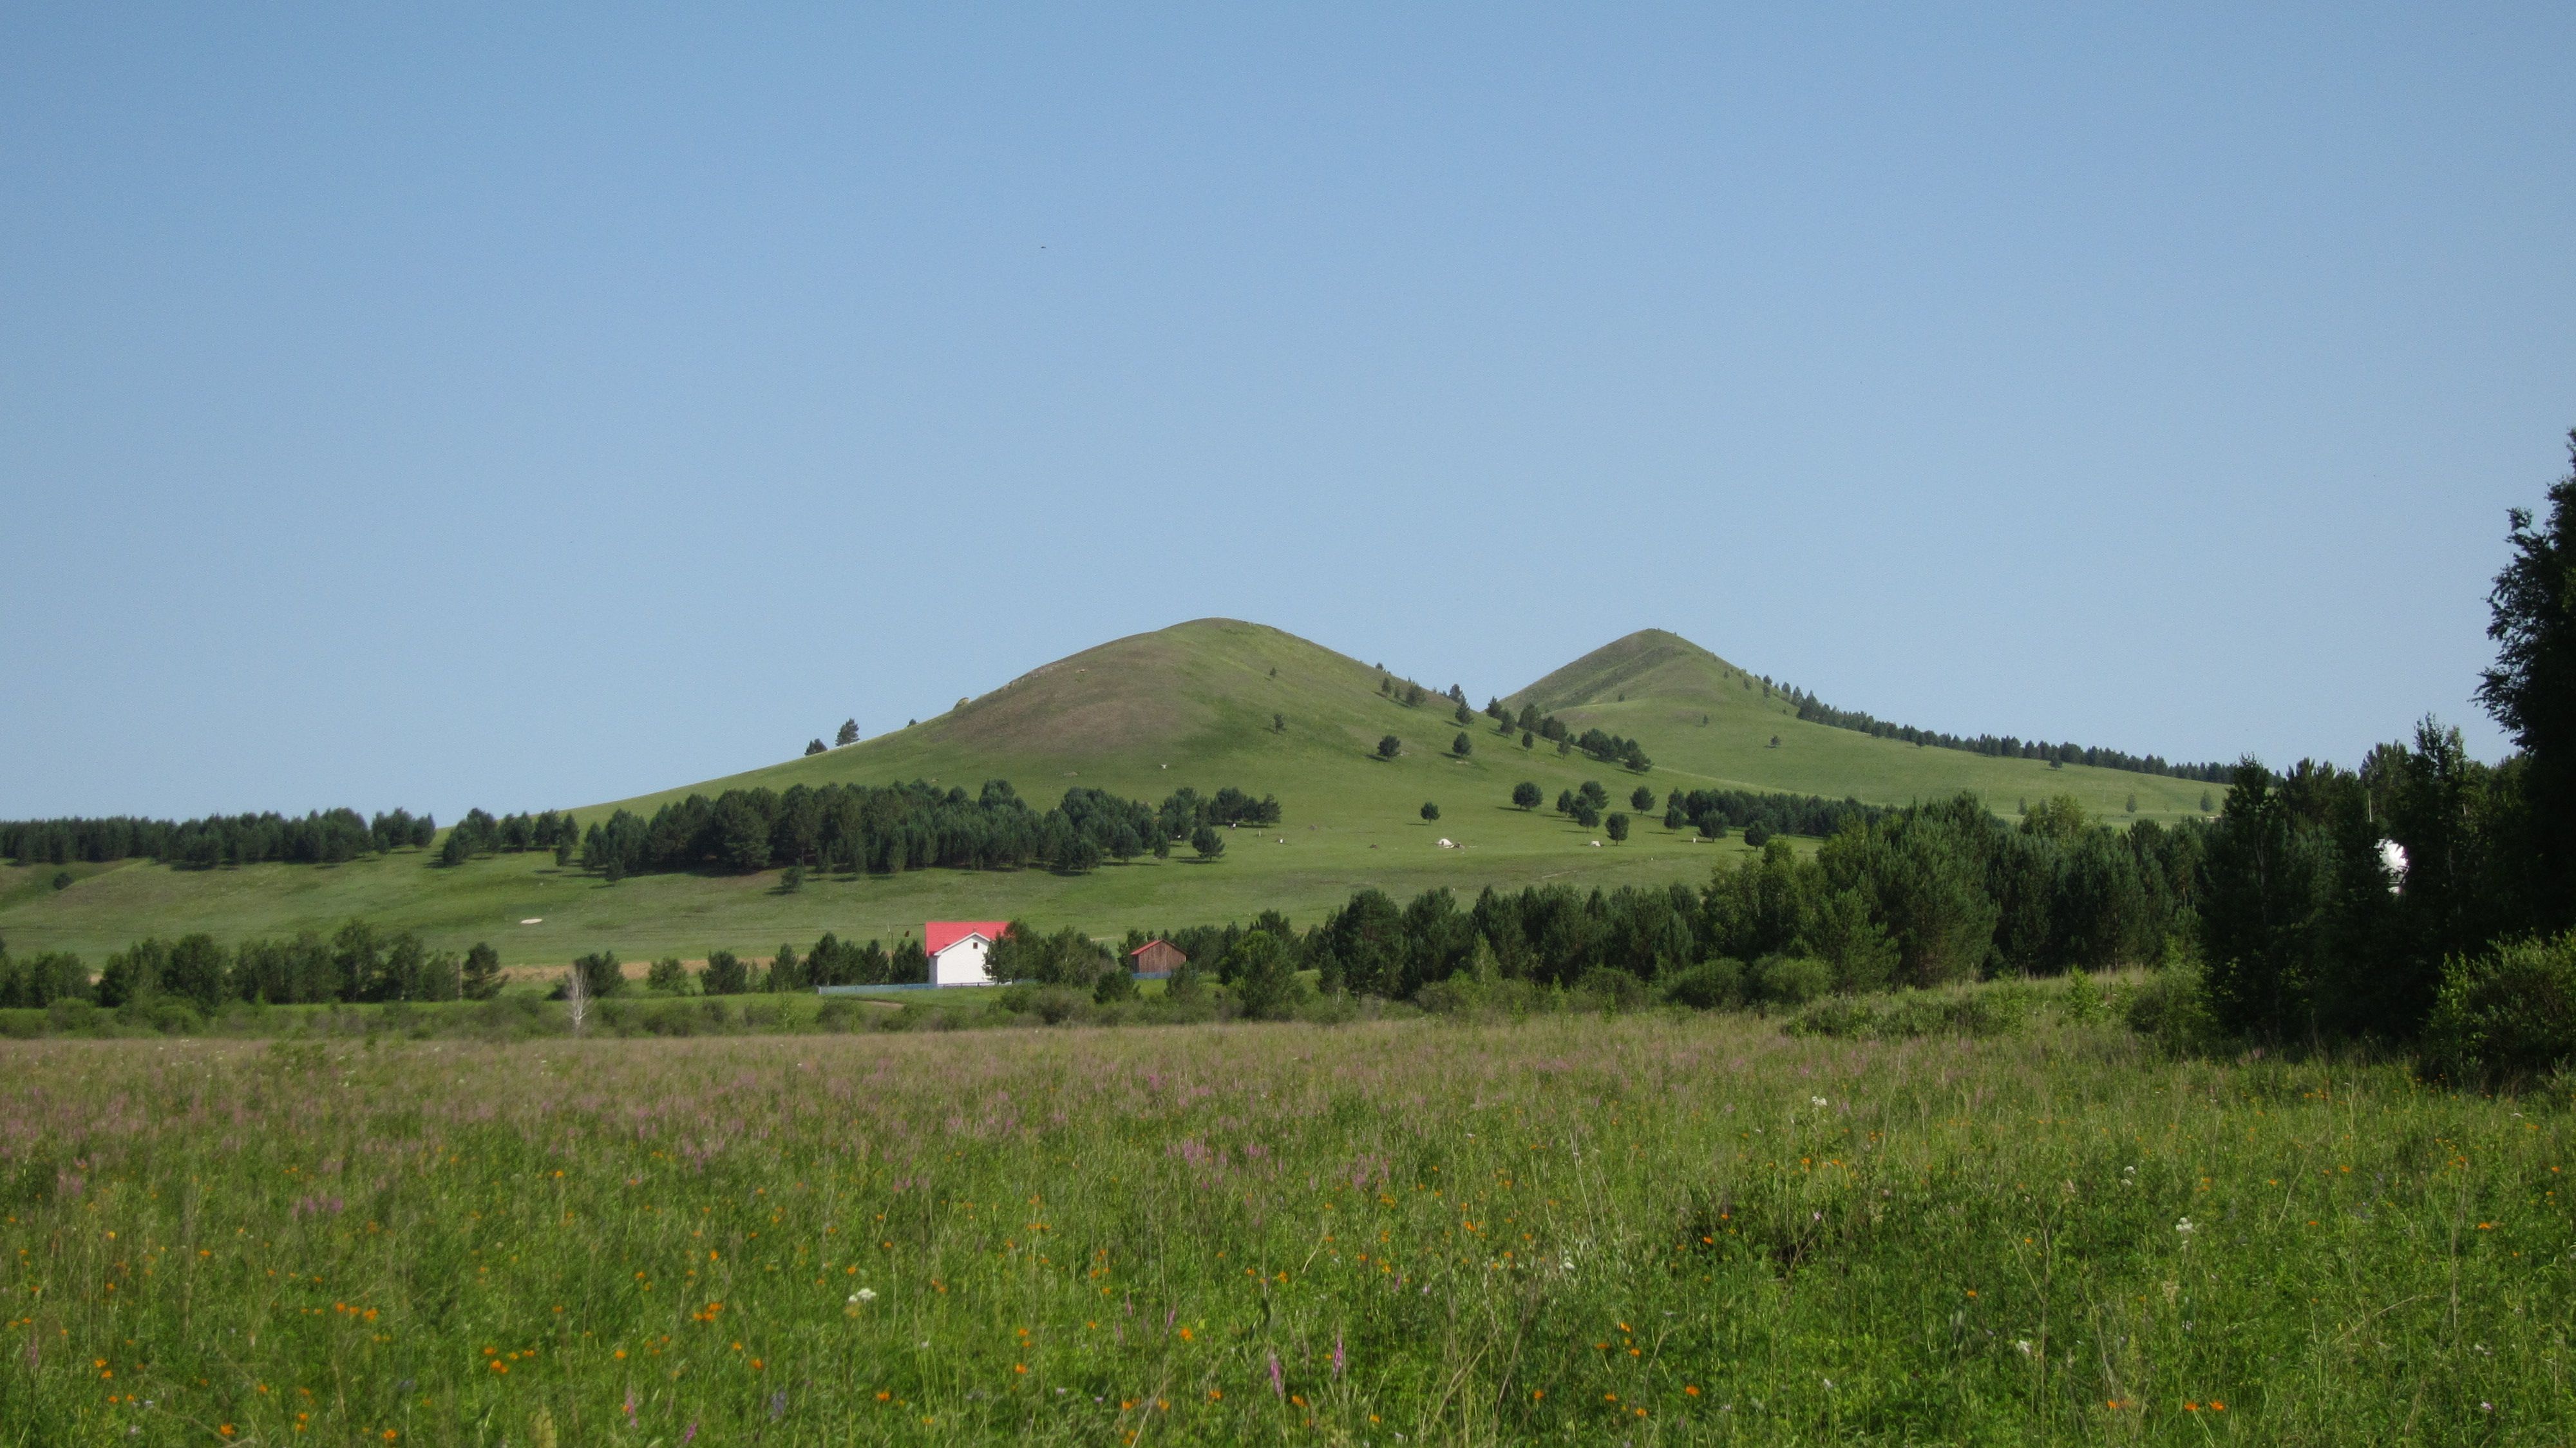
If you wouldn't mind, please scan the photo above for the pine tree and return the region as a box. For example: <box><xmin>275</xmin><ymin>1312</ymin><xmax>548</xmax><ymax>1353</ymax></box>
<box><xmin>836</xmin><ymin>719</ymin><xmax>860</xmax><ymax>747</ymax></box>
<box><xmin>460</xmin><ymin>942</ymin><xmax>503</xmax><ymax>1000</ymax></box>
<box><xmin>1420</xmin><ymin>801</ymin><xmax>1441</xmax><ymax>822</ymax></box>
<box><xmin>1452</xmin><ymin>732</ymin><xmax>1472</xmax><ymax>756</ymax></box>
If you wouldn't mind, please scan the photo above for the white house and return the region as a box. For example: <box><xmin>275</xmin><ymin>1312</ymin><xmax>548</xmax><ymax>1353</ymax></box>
<box><xmin>923</xmin><ymin>921</ymin><xmax>1010</xmax><ymax>986</ymax></box>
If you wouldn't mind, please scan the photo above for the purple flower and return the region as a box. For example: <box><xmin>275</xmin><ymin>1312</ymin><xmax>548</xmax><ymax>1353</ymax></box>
<box><xmin>1333</xmin><ymin>1332</ymin><xmax>1345</xmax><ymax>1378</ymax></box>
<box><xmin>680</xmin><ymin>1422</ymin><xmax>697</xmax><ymax>1445</ymax></box>
<box><xmin>1269</xmin><ymin>1351</ymin><xmax>1283</xmax><ymax>1398</ymax></box>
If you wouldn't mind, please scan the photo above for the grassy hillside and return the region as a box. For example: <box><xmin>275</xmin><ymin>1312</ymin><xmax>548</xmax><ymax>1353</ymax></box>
<box><xmin>1508</xmin><ymin>628</ymin><xmax>2218</xmax><ymax>819</ymax></box>
<box><xmin>0</xmin><ymin>620</ymin><xmax>2214</xmax><ymax>963</ymax></box>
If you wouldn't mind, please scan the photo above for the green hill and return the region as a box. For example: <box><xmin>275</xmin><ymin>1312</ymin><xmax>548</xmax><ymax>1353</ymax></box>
<box><xmin>1507</xmin><ymin>628</ymin><xmax>2217</xmax><ymax>820</ymax></box>
<box><xmin>0</xmin><ymin>620</ymin><xmax>2218</xmax><ymax>964</ymax></box>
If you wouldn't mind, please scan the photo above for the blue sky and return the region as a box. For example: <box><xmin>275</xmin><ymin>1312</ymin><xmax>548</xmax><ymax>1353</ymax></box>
<box><xmin>4</xmin><ymin>5</ymin><xmax>2571</xmax><ymax>821</ymax></box>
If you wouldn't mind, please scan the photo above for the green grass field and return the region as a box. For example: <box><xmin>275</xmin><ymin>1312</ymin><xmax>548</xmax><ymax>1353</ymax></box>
<box><xmin>0</xmin><ymin>620</ymin><xmax>2216</xmax><ymax>964</ymax></box>
<box><xmin>4</xmin><ymin>996</ymin><xmax>2566</xmax><ymax>1444</ymax></box>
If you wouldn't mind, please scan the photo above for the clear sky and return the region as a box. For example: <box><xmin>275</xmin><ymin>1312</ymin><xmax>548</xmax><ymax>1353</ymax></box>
<box><xmin>5</xmin><ymin>5</ymin><xmax>2571</xmax><ymax>822</ymax></box>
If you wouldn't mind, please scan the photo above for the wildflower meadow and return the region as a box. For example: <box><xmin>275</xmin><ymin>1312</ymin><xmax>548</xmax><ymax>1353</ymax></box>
<box><xmin>3</xmin><ymin>1005</ymin><xmax>2568</xmax><ymax>1444</ymax></box>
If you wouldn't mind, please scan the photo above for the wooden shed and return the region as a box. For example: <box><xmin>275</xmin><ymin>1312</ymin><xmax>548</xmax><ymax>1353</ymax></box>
<box><xmin>1128</xmin><ymin>939</ymin><xmax>1187</xmax><ymax>978</ymax></box>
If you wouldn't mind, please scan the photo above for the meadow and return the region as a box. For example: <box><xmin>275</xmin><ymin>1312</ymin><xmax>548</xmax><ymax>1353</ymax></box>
<box><xmin>4</xmin><ymin>995</ymin><xmax>2568</xmax><ymax>1444</ymax></box>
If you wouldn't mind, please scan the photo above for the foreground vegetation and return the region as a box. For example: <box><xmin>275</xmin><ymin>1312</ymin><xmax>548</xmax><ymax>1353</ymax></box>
<box><xmin>3</xmin><ymin>1000</ymin><xmax>2568</xmax><ymax>1445</ymax></box>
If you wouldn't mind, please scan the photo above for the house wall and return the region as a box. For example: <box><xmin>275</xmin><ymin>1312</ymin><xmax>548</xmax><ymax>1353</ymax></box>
<box><xmin>930</xmin><ymin>936</ymin><xmax>992</xmax><ymax>987</ymax></box>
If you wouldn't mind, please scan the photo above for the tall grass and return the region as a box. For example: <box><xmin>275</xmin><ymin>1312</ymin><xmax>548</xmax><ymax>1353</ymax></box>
<box><xmin>3</xmin><ymin>1007</ymin><xmax>2568</xmax><ymax>1443</ymax></box>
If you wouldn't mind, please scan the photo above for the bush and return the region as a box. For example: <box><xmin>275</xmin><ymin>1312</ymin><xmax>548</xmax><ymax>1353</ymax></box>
<box><xmin>2119</xmin><ymin>964</ymin><xmax>2218</xmax><ymax>1051</ymax></box>
<box><xmin>1661</xmin><ymin>958</ymin><xmax>1743</xmax><ymax>1011</ymax></box>
<box><xmin>1572</xmin><ymin>966</ymin><xmax>1648</xmax><ymax>1014</ymax></box>
<box><xmin>2424</xmin><ymin>933</ymin><xmax>2576</xmax><ymax>1086</ymax></box>
<box><xmin>646</xmin><ymin>957</ymin><xmax>692</xmax><ymax>995</ymax></box>
<box><xmin>1750</xmin><ymin>955</ymin><xmax>1831</xmax><ymax>1007</ymax></box>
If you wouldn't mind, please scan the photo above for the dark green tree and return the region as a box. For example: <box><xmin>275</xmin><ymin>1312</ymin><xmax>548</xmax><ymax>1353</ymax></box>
<box><xmin>1630</xmin><ymin>786</ymin><xmax>1656</xmax><ymax>812</ymax></box>
<box><xmin>1578</xmin><ymin>780</ymin><xmax>1609</xmax><ymax>810</ymax></box>
<box><xmin>1454</xmin><ymin>701</ymin><xmax>1473</xmax><ymax>726</ymax></box>
<box><xmin>571</xmin><ymin>949</ymin><xmax>624</xmax><ymax>999</ymax></box>
<box><xmin>1227</xmin><ymin>931</ymin><xmax>1298</xmax><ymax>1020</ymax></box>
<box><xmin>836</xmin><ymin>718</ymin><xmax>860</xmax><ymax>746</ymax></box>
<box><xmin>806</xmin><ymin>739</ymin><xmax>825</xmax><ymax>756</ymax></box>
<box><xmin>703</xmin><ymin>949</ymin><xmax>749</xmax><ymax>995</ymax></box>
<box><xmin>2476</xmin><ymin>430</ymin><xmax>2576</xmax><ymax>929</ymax></box>
<box><xmin>1191</xmin><ymin>825</ymin><xmax>1225</xmax><ymax>859</ymax></box>
<box><xmin>1420</xmin><ymin>801</ymin><xmax>1441</xmax><ymax>822</ymax></box>
<box><xmin>460</xmin><ymin>942</ymin><xmax>503</xmax><ymax>1000</ymax></box>
<box><xmin>647</xmin><ymin>957</ymin><xmax>692</xmax><ymax>994</ymax></box>
<box><xmin>1605</xmin><ymin>812</ymin><xmax>1630</xmax><ymax>843</ymax></box>
<box><xmin>1520</xmin><ymin>731</ymin><xmax>1535</xmax><ymax>749</ymax></box>
<box><xmin>162</xmin><ymin>933</ymin><xmax>228</xmax><ymax>1011</ymax></box>
<box><xmin>1376</xmin><ymin>735</ymin><xmax>1401</xmax><ymax>759</ymax></box>
<box><xmin>1452</xmin><ymin>732</ymin><xmax>1472</xmax><ymax>756</ymax></box>
<box><xmin>1512</xmin><ymin>782</ymin><xmax>1542</xmax><ymax>810</ymax></box>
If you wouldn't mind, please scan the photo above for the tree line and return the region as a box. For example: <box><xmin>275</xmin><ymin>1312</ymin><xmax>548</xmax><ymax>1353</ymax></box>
<box><xmin>0</xmin><ymin>923</ymin><xmax>509</xmax><ymax>1011</ymax></box>
<box><xmin>2174</xmin><ymin>432</ymin><xmax>2576</xmax><ymax>1080</ymax></box>
<box><xmin>1779</xmin><ymin>684</ymin><xmax>2231</xmax><ymax>782</ymax></box>
<box><xmin>574</xmin><ymin>779</ymin><xmax>1278</xmax><ymax>882</ymax></box>
<box><xmin>0</xmin><ymin>808</ymin><xmax>438</xmax><ymax>869</ymax></box>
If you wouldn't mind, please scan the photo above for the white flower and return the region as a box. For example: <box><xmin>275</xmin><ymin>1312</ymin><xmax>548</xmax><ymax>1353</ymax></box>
<box><xmin>848</xmin><ymin>1287</ymin><xmax>876</xmax><ymax>1303</ymax></box>
<box><xmin>1811</xmin><ymin>1096</ymin><xmax>1828</xmax><ymax>1107</ymax></box>
<box><xmin>2016</xmin><ymin>1340</ymin><xmax>2032</xmax><ymax>1356</ymax></box>
<box><xmin>2174</xmin><ymin>1217</ymin><xmax>2195</xmax><ymax>1235</ymax></box>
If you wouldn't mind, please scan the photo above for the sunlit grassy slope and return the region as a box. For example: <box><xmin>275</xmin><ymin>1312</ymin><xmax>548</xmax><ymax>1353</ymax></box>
<box><xmin>1508</xmin><ymin>628</ymin><xmax>2218</xmax><ymax>819</ymax></box>
<box><xmin>0</xmin><ymin>620</ymin><xmax>2214</xmax><ymax>963</ymax></box>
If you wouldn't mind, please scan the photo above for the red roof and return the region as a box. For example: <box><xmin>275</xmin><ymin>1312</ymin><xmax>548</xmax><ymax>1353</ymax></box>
<box><xmin>924</xmin><ymin>921</ymin><xmax>1010</xmax><ymax>957</ymax></box>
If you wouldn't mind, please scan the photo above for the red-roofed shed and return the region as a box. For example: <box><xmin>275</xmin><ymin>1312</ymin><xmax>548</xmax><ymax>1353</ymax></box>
<box><xmin>924</xmin><ymin>920</ymin><xmax>1011</xmax><ymax>986</ymax></box>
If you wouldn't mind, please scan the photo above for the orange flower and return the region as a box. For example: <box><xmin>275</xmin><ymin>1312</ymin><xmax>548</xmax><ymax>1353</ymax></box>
<box><xmin>1014</xmin><ymin>1364</ymin><xmax>1028</xmax><ymax>1375</ymax></box>
<box><xmin>1685</xmin><ymin>1386</ymin><xmax>1701</xmax><ymax>1397</ymax></box>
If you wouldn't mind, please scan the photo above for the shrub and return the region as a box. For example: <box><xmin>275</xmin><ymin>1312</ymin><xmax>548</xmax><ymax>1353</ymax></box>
<box><xmin>1750</xmin><ymin>955</ymin><xmax>1832</xmax><ymax>1007</ymax></box>
<box><xmin>2119</xmin><ymin>964</ymin><xmax>2218</xmax><ymax>1051</ymax></box>
<box><xmin>2424</xmin><ymin>932</ymin><xmax>2576</xmax><ymax>1086</ymax></box>
<box><xmin>1572</xmin><ymin>966</ymin><xmax>1648</xmax><ymax>1013</ymax></box>
<box><xmin>646</xmin><ymin>957</ymin><xmax>692</xmax><ymax>995</ymax></box>
<box><xmin>1661</xmin><ymin>958</ymin><xmax>1743</xmax><ymax>1011</ymax></box>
